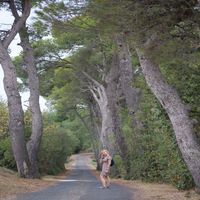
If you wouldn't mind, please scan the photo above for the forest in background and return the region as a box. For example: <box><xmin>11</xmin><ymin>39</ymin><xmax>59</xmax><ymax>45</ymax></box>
<box><xmin>0</xmin><ymin>0</ymin><xmax>200</xmax><ymax>192</ymax></box>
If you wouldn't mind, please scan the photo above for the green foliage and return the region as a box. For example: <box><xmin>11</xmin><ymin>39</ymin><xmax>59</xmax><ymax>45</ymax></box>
<box><xmin>0</xmin><ymin>99</ymin><xmax>91</xmax><ymax>174</ymax></box>
<box><xmin>39</xmin><ymin>111</ymin><xmax>91</xmax><ymax>175</ymax></box>
<box><xmin>0</xmin><ymin>99</ymin><xmax>8</xmax><ymax>137</ymax></box>
<box><xmin>0</xmin><ymin>102</ymin><xmax>33</xmax><ymax>170</ymax></box>
<box><xmin>0</xmin><ymin>137</ymin><xmax>16</xmax><ymax>169</ymax></box>
<box><xmin>24</xmin><ymin>109</ymin><xmax>32</xmax><ymax>141</ymax></box>
<box><xmin>61</xmin><ymin>115</ymin><xmax>91</xmax><ymax>153</ymax></box>
<box><xmin>0</xmin><ymin>99</ymin><xmax>16</xmax><ymax>170</ymax></box>
<box><xmin>111</xmin><ymin>154</ymin><xmax>126</xmax><ymax>178</ymax></box>
<box><xmin>159</xmin><ymin>52</ymin><xmax>200</xmax><ymax>136</ymax></box>
<box><xmin>38</xmin><ymin>122</ymin><xmax>75</xmax><ymax>175</ymax></box>
<box><xmin>51</xmin><ymin>15</ymin><xmax>97</xmax><ymax>49</ymax></box>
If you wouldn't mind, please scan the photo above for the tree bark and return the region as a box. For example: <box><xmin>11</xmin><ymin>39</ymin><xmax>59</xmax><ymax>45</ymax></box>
<box><xmin>137</xmin><ymin>48</ymin><xmax>200</xmax><ymax>192</ymax></box>
<box><xmin>105</xmin><ymin>54</ymin><xmax>128</xmax><ymax>160</ymax></box>
<box><xmin>88</xmin><ymin>104</ymin><xmax>102</xmax><ymax>170</ymax></box>
<box><xmin>115</xmin><ymin>33</ymin><xmax>142</xmax><ymax>129</ymax></box>
<box><xmin>0</xmin><ymin>42</ymin><xmax>30</xmax><ymax>177</ymax></box>
<box><xmin>18</xmin><ymin>27</ymin><xmax>43</xmax><ymax>178</ymax></box>
<box><xmin>8</xmin><ymin>0</ymin><xmax>42</xmax><ymax>178</ymax></box>
<box><xmin>3</xmin><ymin>0</ymin><xmax>31</xmax><ymax>49</ymax></box>
<box><xmin>82</xmin><ymin>72</ymin><xmax>116</xmax><ymax>155</ymax></box>
<box><xmin>91</xmin><ymin>84</ymin><xmax>115</xmax><ymax>155</ymax></box>
<box><xmin>0</xmin><ymin>0</ymin><xmax>31</xmax><ymax>177</ymax></box>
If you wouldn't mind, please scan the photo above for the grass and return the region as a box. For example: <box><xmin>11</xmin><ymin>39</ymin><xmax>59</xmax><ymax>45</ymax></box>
<box><xmin>0</xmin><ymin>167</ymin><xmax>53</xmax><ymax>200</ymax></box>
<box><xmin>0</xmin><ymin>154</ymin><xmax>81</xmax><ymax>200</ymax></box>
<box><xmin>0</xmin><ymin>163</ymin><xmax>75</xmax><ymax>200</ymax></box>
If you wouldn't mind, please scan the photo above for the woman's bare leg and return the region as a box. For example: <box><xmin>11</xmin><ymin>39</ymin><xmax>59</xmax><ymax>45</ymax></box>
<box><xmin>100</xmin><ymin>174</ymin><xmax>106</xmax><ymax>188</ymax></box>
<box><xmin>106</xmin><ymin>176</ymin><xmax>111</xmax><ymax>187</ymax></box>
<box><xmin>104</xmin><ymin>176</ymin><xmax>110</xmax><ymax>188</ymax></box>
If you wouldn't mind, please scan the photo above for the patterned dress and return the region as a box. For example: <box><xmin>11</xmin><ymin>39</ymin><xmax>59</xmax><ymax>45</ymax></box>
<box><xmin>100</xmin><ymin>155</ymin><xmax>112</xmax><ymax>177</ymax></box>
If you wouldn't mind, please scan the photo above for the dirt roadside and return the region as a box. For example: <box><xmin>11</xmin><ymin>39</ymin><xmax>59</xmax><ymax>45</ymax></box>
<box><xmin>0</xmin><ymin>168</ymin><xmax>51</xmax><ymax>200</ymax></box>
<box><xmin>113</xmin><ymin>179</ymin><xmax>200</xmax><ymax>200</ymax></box>
<box><xmin>92</xmin><ymin>167</ymin><xmax>200</xmax><ymax>200</ymax></box>
<box><xmin>0</xmin><ymin>156</ymin><xmax>75</xmax><ymax>200</ymax></box>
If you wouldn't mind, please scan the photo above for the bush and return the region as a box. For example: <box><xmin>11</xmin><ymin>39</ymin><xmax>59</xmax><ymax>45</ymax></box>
<box><xmin>0</xmin><ymin>137</ymin><xmax>16</xmax><ymax>170</ymax></box>
<box><xmin>111</xmin><ymin>154</ymin><xmax>126</xmax><ymax>178</ymax></box>
<box><xmin>38</xmin><ymin>122</ymin><xmax>78</xmax><ymax>175</ymax></box>
<box><xmin>0</xmin><ymin>99</ymin><xmax>16</xmax><ymax>170</ymax></box>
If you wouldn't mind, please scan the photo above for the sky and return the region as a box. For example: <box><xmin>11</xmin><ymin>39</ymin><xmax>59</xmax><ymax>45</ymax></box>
<box><xmin>0</xmin><ymin>10</ymin><xmax>47</xmax><ymax>111</ymax></box>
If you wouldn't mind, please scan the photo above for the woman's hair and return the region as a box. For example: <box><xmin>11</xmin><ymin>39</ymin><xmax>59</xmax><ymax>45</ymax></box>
<box><xmin>101</xmin><ymin>149</ymin><xmax>109</xmax><ymax>155</ymax></box>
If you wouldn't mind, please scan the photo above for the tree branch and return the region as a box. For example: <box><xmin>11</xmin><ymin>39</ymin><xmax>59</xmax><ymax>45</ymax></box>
<box><xmin>74</xmin><ymin>107</ymin><xmax>91</xmax><ymax>133</ymax></box>
<box><xmin>81</xmin><ymin>70</ymin><xmax>102</xmax><ymax>88</ymax></box>
<box><xmin>9</xmin><ymin>0</ymin><xmax>20</xmax><ymax>20</ymax></box>
<box><xmin>89</xmin><ymin>86</ymin><xmax>99</xmax><ymax>104</ymax></box>
<box><xmin>3</xmin><ymin>0</ymin><xmax>31</xmax><ymax>48</ymax></box>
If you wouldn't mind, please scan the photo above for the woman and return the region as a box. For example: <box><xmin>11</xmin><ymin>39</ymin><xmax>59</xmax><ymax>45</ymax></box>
<box><xmin>99</xmin><ymin>149</ymin><xmax>112</xmax><ymax>189</ymax></box>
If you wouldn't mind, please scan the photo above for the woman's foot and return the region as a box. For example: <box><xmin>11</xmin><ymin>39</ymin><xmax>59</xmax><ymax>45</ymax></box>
<box><xmin>99</xmin><ymin>186</ymin><xmax>106</xmax><ymax>189</ymax></box>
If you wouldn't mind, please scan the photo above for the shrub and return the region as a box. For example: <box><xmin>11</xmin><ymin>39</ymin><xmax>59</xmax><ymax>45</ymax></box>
<box><xmin>38</xmin><ymin>122</ymin><xmax>78</xmax><ymax>175</ymax></box>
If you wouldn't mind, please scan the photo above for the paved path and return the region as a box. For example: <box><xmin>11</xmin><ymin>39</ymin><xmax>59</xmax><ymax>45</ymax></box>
<box><xmin>15</xmin><ymin>154</ymin><xmax>133</xmax><ymax>200</ymax></box>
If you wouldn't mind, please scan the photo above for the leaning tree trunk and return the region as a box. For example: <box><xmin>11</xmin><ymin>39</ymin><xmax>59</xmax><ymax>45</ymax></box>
<box><xmin>19</xmin><ymin>26</ymin><xmax>43</xmax><ymax>178</ymax></box>
<box><xmin>0</xmin><ymin>42</ymin><xmax>30</xmax><ymax>177</ymax></box>
<box><xmin>137</xmin><ymin>48</ymin><xmax>200</xmax><ymax>192</ymax></box>
<box><xmin>83</xmin><ymin>72</ymin><xmax>116</xmax><ymax>155</ymax></box>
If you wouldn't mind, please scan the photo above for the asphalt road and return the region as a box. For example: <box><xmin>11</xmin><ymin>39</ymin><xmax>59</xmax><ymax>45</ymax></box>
<box><xmin>15</xmin><ymin>154</ymin><xmax>133</xmax><ymax>200</ymax></box>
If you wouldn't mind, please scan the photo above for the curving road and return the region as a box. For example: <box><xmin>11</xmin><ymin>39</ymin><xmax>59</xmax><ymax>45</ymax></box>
<box><xmin>15</xmin><ymin>154</ymin><xmax>133</xmax><ymax>200</ymax></box>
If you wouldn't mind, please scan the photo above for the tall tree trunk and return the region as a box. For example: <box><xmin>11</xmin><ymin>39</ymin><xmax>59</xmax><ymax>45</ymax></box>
<box><xmin>19</xmin><ymin>27</ymin><xmax>43</xmax><ymax>178</ymax></box>
<box><xmin>137</xmin><ymin>48</ymin><xmax>200</xmax><ymax>192</ymax></box>
<box><xmin>105</xmin><ymin>54</ymin><xmax>128</xmax><ymax>160</ymax></box>
<box><xmin>115</xmin><ymin>33</ymin><xmax>142</xmax><ymax>129</ymax></box>
<box><xmin>95</xmin><ymin>85</ymin><xmax>115</xmax><ymax>155</ymax></box>
<box><xmin>0</xmin><ymin>0</ymin><xmax>31</xmax><ymax>177</ymax></box>
<box><xmin>0</xmin><ymin>42</ymin><xmax>30</xmax><ymax>177</ymax></box>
